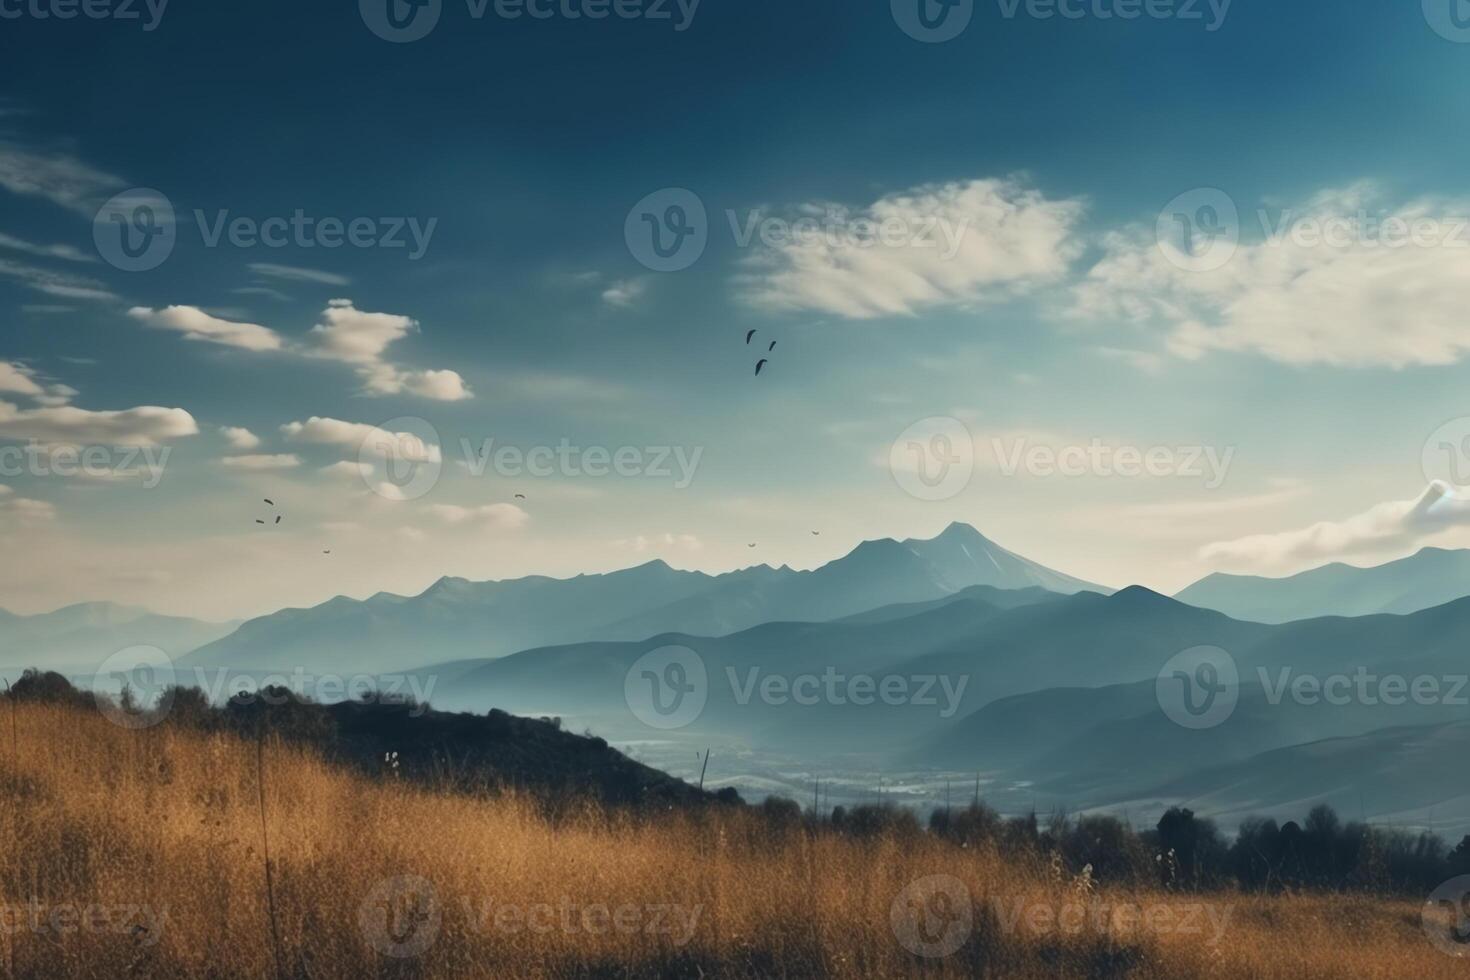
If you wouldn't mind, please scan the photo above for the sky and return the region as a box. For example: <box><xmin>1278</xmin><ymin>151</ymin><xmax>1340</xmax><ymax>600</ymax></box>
<box><xmin>2</xmin><ymin>0</ymin><xmax>1470</xmax><ymax>619</ymax></box>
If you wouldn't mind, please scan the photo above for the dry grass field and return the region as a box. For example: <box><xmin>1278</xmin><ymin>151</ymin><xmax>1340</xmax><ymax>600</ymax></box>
<box><xmin>0</xmin><ymin>700</ymin><xmax>1462</xmax><ymax>979</ymax></box>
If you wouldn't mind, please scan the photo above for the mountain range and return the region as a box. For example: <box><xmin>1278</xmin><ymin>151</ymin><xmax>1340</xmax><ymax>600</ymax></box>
<box><xmin>1175</xmin><ymin>546</ymin><xmax>1470</xmax><ymax>623</ymax></box>
<box><xmin>182</xmin><ymin>523</ymin><xmax>1104</xmax><ymax>674</ymax></box>
<box><xmin>0</xmin><ymin>602</ymin><xmax>237</xmax><ymax>675</ymax></box>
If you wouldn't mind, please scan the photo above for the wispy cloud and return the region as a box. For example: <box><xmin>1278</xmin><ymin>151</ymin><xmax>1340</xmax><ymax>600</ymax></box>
<box><xmin>0</xmin><ymin>141</ymin><xmax>124</xmax><ymax>214</ymax></box>
<box><xmin>220</xmin><ymin>453</ymin><xmax>301</xmax><ymax>470</ymax></box>
<box><xmin>735</xmin><ymin>177</ymin><xmax>1085</xmax><ymax>319</ymax></box>
<box><xmin>0</xmin><ymin>231</ymin><xmax>94</xmax><ymax>263</ymax></box>
<box><xmin>1074</xmin><ymin>185</ymin><xmax>1470</xmax><ymax>368</ymax></box>
<box><xmin>247</xmin><ymin>262</ymin><xmax>351</xmax><ymax>286</ymax></box>
<box><xmin>1200</xmin><ymin>482</ymin><xmax>1470</xmax><ymax>570</ymax></box>
<box><xmin>0</xmin><ymin>257</ymin><xmax>118</xmax><ymax>303</ymax></box>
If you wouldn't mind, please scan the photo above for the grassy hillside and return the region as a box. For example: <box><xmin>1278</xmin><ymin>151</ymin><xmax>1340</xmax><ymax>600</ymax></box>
<box><xmin>0</xmin><ymin>700</ymin><xmax>1464</xmax><ymax>979</ymax></box>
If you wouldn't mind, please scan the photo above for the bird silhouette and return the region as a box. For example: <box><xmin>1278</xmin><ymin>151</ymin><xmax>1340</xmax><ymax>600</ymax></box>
<box><xmin>747</xmin><ymin>543</ymin><xmax>757</xmax><ymax>548</ymax></box>
<box><xmin>768</xmin><ymin>341</ymin><xmax>776</xmax><ymax>352</ymax></box>
<box><xmin>755</xmin><ymin>359</ymin><xmax>769</xmax><ymax>376</ymax></box>
<box><xmin>514</xmin><ymin>493</ymin><xmax>526</xmax><ymax>500</ymax></box>
<box><xmin>274</xmin><ymin>515</ymin><xmax>281</xmax><ymax>525</ymax></box>
<box><xmin>263</xmin><ymin>498</ymin><xmax>274</xmax><ymax>506</ymax></box>
<box><xmin>745</xmin><ymin>329</ymin><xmax>757</xmax><ymax>345</ymax></box>
<box><xmin>811</xmin><ymin>530</ymin><xmax>820</xmax><ymax>535</ymax></box>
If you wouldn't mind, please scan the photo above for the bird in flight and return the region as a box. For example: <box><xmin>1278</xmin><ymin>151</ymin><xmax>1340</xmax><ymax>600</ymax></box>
<box><xmin>745</xmin><ymin>329</ymin><xmax>757</xmax><ymax>345</ymax></box>
<box><xmin>514</xmin><ymin>493</ymin><xmax>526</xmax><ymax>500</ymax></box>
<box><xmin>755</xmin><ymin>359</ymin><xmax>769</xmax><ymax>376</ymax></box>
<box><xmin>768</xmin><ymin>341</ymin><xmax>776</xmax><ymax>352</ymax></box>
<box><xmin>263</xmin><ymin>498</ymin><xmax>274</xmax><ymax>506</ymax></box>
<box><xmin>811</xmin><ymin>530</ymin><xmax>820</xmax><ymax>535</ymax></box>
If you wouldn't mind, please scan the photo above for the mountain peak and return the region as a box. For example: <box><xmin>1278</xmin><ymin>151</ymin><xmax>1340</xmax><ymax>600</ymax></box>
<box><xmin>930</xmin><ymin>522</ymin><xmax>991</xmax><ymax>544</ymax></box>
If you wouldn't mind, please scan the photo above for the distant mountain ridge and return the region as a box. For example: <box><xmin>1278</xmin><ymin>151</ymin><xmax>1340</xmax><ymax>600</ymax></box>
<box><xmin>183</xmin><ymin>523</ymin><xmax>1106</xmax><ymax>674</ymax></box>
<box><xmin>0</xmin><ymin>602</ymin><xmax>238</xmax><ymax>671</ymax></box>
<box><xmin>1176</xmin><ymin>546</ymin><xmax>1470</xmax><ymax>623</ymax></box>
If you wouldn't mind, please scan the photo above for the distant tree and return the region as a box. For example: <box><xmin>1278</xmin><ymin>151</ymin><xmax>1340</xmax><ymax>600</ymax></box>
<box><xmin>8</xmin><ymin>668</ymin><xmax>89</xmax><ymax>707</ymax></box>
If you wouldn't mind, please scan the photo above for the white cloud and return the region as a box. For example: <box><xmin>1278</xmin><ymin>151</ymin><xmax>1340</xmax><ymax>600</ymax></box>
<box><xmin>1074</xmin><ymin>186</ymin><xmax>1470</xmax><ymax>368</ymax></box>
<box><xmin>303</xmin><ymin>300</ymin><xmax>472</xmax><ymax>401</ymax></box>
<box><xmin>220</xmin><ymin>453</ymin><xmax>301</xmax><ymax>471</ymax></box>
<box><xmin>426</xmin><ymin>503</ymin><xmax>529</xmax><ymax>528</ymax></box>
<box><xmin>128</xmin><ymin>306</ymin><xmax>284</xmax><ymax>352</ymax></box>
<box><xmin>281</xmin><ymin>416</ymin><xmax>441</xmax><ymax>463</ymax></box>
<box><xmin>307</xmin><ymin>299</ymin><xmax>415</xmax><ymax>364</ymax></box>
<box><xmin>247</xmin><ymin>263</ymin><xmax>351</xmax><ymax>286</ymax></box>
<box><xmin>127</xmin><ymin>298</ymin><xmax>472</xmax><ymax>401</ymax></box>
<box><xmin>734</xmin><ymin>178</ymin><xmax>1085</xmax><ymax>319</ymax></box>
<box><xmin>0</xmin><ymin>402</ymin><xmax>197</xmax><ymax>446</ymax></box>
<box><xmin>220</xmin><ymin>426</ymin><xmax>261</xmax><ymax>450</ymax></box>
<box><xmin>602</xmin><ymin>278</ymin><xmax>648</xmax><ymax>308</ymax></box>
<box><xmin>1200</xmin><ymin>482</ymin><xmax>1470</xmax><ymax>570</ymax></box>
<box><xmin>0</xmin><ymin>361</ymin><xmax>45</xmax><ymax>398</ymax></box>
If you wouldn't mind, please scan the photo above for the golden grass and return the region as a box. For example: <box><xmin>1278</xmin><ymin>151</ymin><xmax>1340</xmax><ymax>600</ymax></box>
<box><xmin>0</xmin><ymin>701</ymin><xmax>1459</xmax><ymax>979</ymax></box>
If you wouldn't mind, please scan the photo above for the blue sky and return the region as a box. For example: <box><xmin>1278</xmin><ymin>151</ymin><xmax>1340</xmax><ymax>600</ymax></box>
<box><xmin>2</xmin><ymin>0</ymin><xmax>1470</xmax><ymax>618</ymax></box>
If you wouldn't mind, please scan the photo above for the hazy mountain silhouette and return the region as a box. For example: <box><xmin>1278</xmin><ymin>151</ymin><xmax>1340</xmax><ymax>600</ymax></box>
<box><xmin>1176</xmin><ymin>546</ymin><xmax>1470</xmax><ymax>623</ymax></box>
<box><xmin>183</xmin><ymin>523</ymin><xmax>1105</xmax><ymax>674</ymax></box>
<box><xmin>0</xmin><ymin>602</ymin><xmax>237</xmax><ymax>672</ymax></box>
